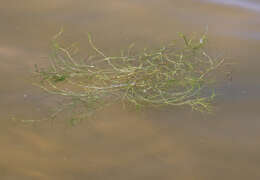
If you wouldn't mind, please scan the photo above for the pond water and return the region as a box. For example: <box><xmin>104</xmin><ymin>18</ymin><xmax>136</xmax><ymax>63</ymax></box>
<box><xmin>1</xmin><ymin>0</ymin><xmax>260</xmax><ymax>179</ymax></box>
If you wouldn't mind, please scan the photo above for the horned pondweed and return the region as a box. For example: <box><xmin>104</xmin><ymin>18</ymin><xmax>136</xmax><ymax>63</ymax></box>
<box><xmin>34</xmin><ymin>32</ymin><xmax>224</xmax><ymax>123</ymax></box>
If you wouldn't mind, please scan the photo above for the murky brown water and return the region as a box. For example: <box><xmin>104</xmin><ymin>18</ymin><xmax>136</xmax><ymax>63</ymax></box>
<box><xmin>1</xmin><ymin>0</ymin><xmax>260</xmax><ymax>179</ymax></box>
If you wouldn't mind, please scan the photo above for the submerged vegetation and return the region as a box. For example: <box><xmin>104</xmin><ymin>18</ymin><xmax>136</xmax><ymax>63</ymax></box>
<box><xmin>34</xmin><ymin>32</ymin><xmax>224</xmax><ymax>123</ymax></box>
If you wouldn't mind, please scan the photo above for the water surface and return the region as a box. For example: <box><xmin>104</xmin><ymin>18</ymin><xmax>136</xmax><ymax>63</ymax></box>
<box><xmin>1</xmin><ymin>0</ymin><xmax>260</xmax><ymax>179</ymax></box>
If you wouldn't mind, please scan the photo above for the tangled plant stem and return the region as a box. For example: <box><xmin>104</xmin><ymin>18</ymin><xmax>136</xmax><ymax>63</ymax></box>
<box><xmin>34</xmin><ymin>32</ymin><xmax>224</xmax><ymax>122</ymax></box>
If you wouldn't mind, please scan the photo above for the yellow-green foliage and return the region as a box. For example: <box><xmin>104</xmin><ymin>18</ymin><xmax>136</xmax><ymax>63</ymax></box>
<box><xmin>34</xmin><ymin>32</ymin><xmax>224</xmax><ymax>121</ymax></box>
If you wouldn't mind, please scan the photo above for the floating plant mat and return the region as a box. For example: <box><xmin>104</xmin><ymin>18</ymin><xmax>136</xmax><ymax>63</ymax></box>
<box><xmin>34</xmin><ymin>32</ymin><xmax>225</xmax><ymax>124</ymax></box>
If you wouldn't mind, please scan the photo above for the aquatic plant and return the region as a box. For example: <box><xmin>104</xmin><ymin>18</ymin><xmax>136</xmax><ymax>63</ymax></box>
<box><xmin>34</xmin><ymin>32</ymin><xmax>224</xmax><ymax>123</ymax></box>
